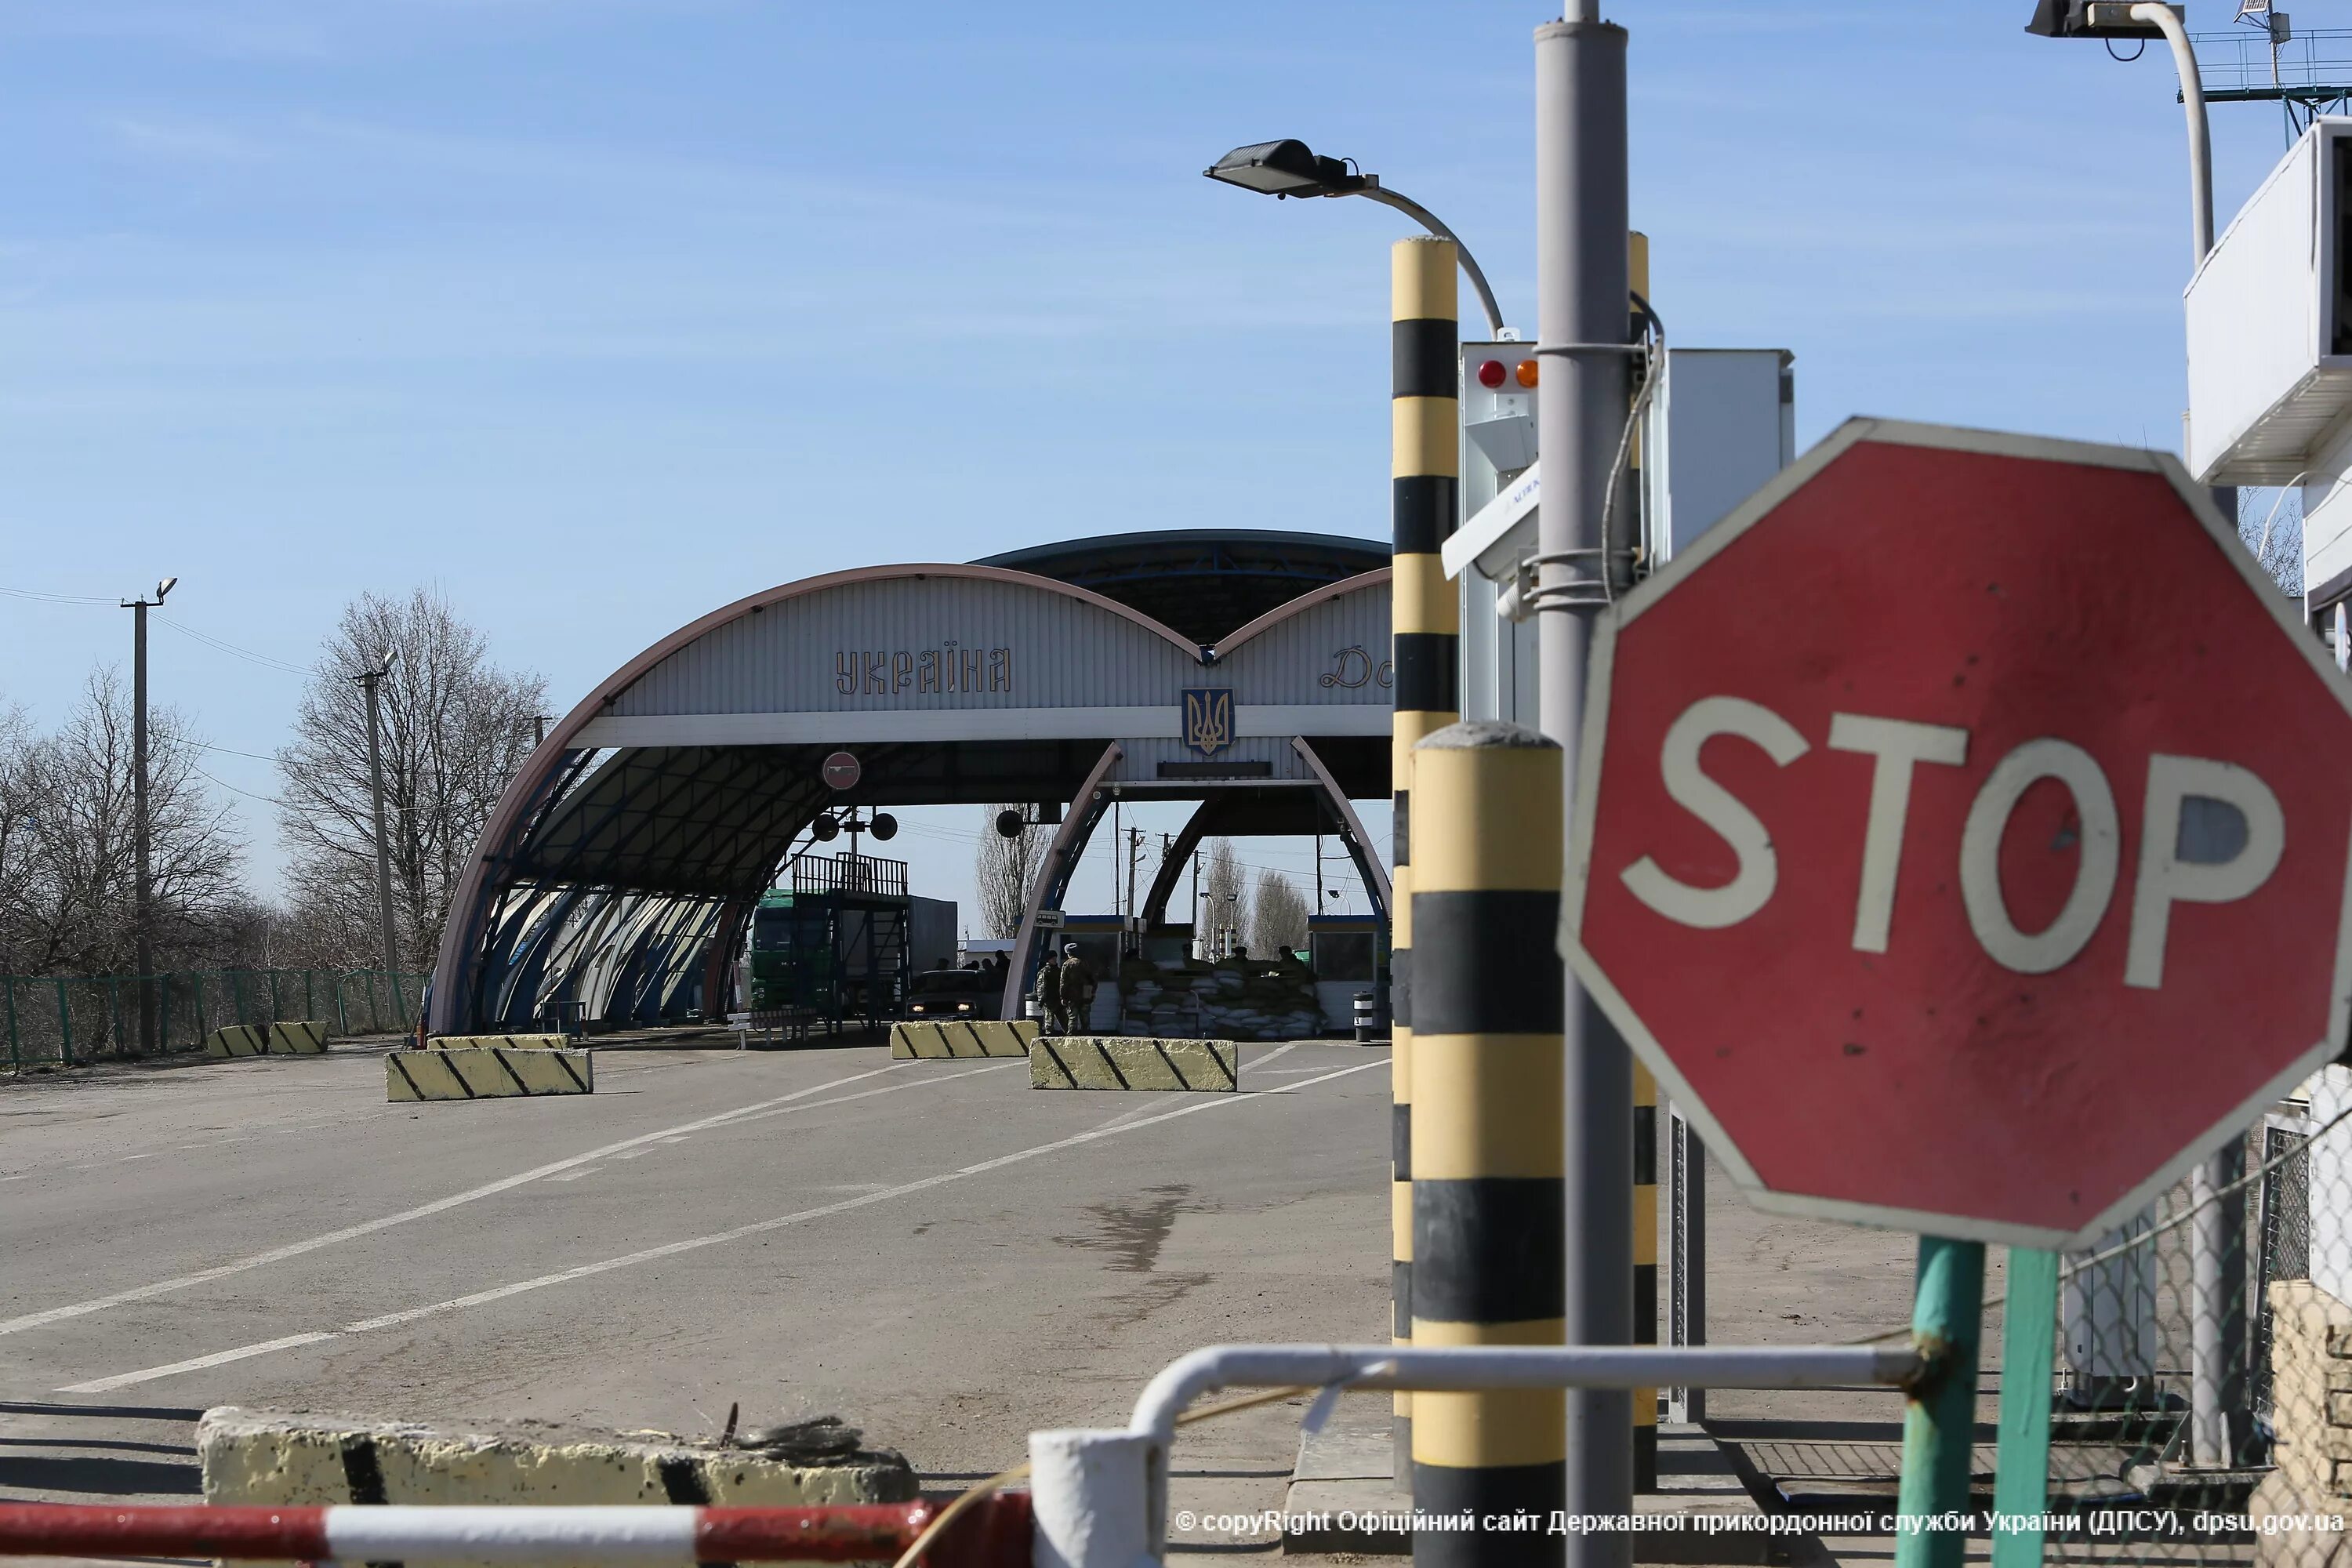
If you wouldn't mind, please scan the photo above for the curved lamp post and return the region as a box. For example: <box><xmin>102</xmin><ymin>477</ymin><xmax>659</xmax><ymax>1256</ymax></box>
<box><xmin>1203</xmin><ymin>139</ymin><xmax>1508</xmax><ymax>337</ymax></box>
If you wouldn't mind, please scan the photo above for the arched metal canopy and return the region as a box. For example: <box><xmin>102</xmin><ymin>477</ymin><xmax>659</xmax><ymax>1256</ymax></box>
<box><xmin>428</xmin><ymin>539</ymin><xmax>1395</xmax><ymax>1035</ymax></box>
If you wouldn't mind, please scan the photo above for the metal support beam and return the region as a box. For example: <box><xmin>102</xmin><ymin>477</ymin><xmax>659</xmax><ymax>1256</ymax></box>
<box><xmin>1001</xmin><ymin>744</ymin><xmax>1124</xmax><ymax>1021</ymax></box>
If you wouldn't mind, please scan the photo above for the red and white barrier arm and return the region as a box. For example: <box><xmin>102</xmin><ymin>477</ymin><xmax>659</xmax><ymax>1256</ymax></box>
<box><xmin>0</xmin><ymin>1497</ymin><xmax>1033</xmax><ymax>1564</ymax></box>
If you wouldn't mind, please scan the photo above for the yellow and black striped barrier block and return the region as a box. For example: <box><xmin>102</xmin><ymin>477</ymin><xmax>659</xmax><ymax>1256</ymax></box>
<box><xmin>386</xmin><ymin>1047</ymin><xmax>592</xmax><ymax>1102</ymax></box>
<box><xmin>1634</xmin><ymin>1058</ymin><xmax>1658</xmax><ymax>1491</ymax></box>
<box><xmin>1028</xmin><ymin>1036</ymin><xmax>1237</xmax><ymax>1092</ymax></box>
<box><xmin>425</xmin><ymin>1033</ymin><xmax>570</xmax><ymax>1050</ymax></box>
<box><xmin>206</xmin><ymin>1022</ymin><xmax>329</xmax><ymax>1058</ymax></box>
<box><xmin>268</xmin><ymin>1020</ymin><xmax>327</xmax><ymax>1054</ymax></box>
<box><xmin>1410</xmin><ymin>720</ymin><xmax>1565</xmax><ymax>1557</ymax></box>
<box><xmin>1391</xmin><ymin>232</ymin><xmax>1463</xmax><ymax>1479</ymax></box>
<box><xmin>891</xmin><ymin>1019</ymin><xmax>1039</xmax><ymax>1059</ymax></box>
<box><xmin>205</xmin><ymin>1025</ymin><xmax>269</xmax><ymax>1058</ymax></box>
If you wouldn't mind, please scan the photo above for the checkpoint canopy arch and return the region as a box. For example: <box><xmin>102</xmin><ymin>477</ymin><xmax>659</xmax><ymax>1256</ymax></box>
<box><xmin>428</xmin><ymin>532</ymin><xmax>1396</xmax><ymax>1034</ymax></box>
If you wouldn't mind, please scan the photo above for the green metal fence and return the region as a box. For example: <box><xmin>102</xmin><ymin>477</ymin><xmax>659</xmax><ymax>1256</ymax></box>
<box><xmin>1</xmin><ymin>969</ymin><xmax>430</xmax><ymax>1068</ymax></box>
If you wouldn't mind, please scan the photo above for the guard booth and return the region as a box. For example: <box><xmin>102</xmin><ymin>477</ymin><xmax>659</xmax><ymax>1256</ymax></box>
<box><xmin>1308</xmin><ymin>914</ymin><xmax>1379</xmax><ymax>1032</ymax></box>
<box><xmin>746</xmin><ymin>853</ymin><xmax>915</xmax><ymax>1030</ymax></box>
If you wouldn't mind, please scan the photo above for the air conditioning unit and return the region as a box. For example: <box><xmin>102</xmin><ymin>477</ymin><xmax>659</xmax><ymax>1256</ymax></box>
<box><xmin>2185</xmin><ymin>118</ymin><xmax>2352</xmax><ymax>485</ymax></box>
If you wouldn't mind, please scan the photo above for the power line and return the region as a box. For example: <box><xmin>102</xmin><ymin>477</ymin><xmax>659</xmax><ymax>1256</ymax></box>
<box><xmin>194</xmin><ymin>739</ymin><xmax>281</xmax><ymax>764</ymax></box>
<box><xmin>0</xmin><ymin>585</ymin><xmax>115</xmax><ymax>606</ymax></box>
<box><xmin>194</xmin><ymin>764</ymin><xmax>285</xmax><ymax>808</ymax></box>
<box><xmin>153</xmin><ymin>614</ymin><xmax>311</xmax><ymax>676</ymax></box>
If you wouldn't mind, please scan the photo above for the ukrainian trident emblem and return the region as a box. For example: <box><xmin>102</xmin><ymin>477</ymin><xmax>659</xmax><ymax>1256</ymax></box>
<box><xmin>1181</xmin><ymin>688</ymin><xmax>1235</xmax><ymax>757</ymax></box>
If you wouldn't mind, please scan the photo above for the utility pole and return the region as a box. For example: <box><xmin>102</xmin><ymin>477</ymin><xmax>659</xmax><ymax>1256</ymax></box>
<box><xmin>1126</xmin><ymin>827</ymin><xmax>1143</xmax><ymax>938</ymax></box>
<box><xmin>1537</xmin><ymin>7</ymin><xmax>1635</xmax><ymax>1562</ymax></box>
<box><xmin>1191</xmin><ymin>849</ymin><xmax>1201</xmax><ymax>957</ymax></box>
<box><xmin>353</xmin><ymin>649</ymin><xmax>404</xmax><ymax>1025</ymax></box>
<box><xmin>121</xmin><ymin>576</ymin><xmax>176</xmax><ymax>1055</ymax></box>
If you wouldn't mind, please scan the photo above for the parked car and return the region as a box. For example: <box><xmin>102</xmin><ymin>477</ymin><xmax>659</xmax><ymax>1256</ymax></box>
<box><xmin>905</xmin><ymin>967</ymin><xmax>1004</xmax><ymax>1022</ymax></box>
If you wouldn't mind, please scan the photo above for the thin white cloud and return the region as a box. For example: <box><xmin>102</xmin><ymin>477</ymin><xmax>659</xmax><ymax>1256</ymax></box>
<box><xmin>109</xmin><ymin>117</ymin><xmax>274</xmax><ymax>165</ymax></box>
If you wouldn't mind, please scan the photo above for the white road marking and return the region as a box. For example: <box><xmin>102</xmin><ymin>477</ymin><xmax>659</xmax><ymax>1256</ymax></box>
<box><xmin>2</xmin><ymin>1059</ymin><xmax>987</xmax><ymax>1339</ymax></box>
<box><xmin>57</xmin><ymin>1058</ymin><xmax>1384</xmax><ymax>1392</ymax></box>
<box><xmin>549</xmin><ymin>1169</ymin><xmax>597</xmax><ymax>1182</ymax></box>
<box><xmin>1074</xmin><ymin>1040</ymin><xmax>1301</xmax><ymax>1136</ymax></box>
<box><xmin>63</xmin><ymin>1332</ymin><xmax>339</xmax><ymax>1394</ymax></box>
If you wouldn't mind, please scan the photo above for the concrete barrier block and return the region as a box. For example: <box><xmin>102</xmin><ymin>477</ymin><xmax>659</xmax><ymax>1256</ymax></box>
<box><xmin>205</xmin><ymin>1025</ymin><xmax>269</xmax><ymax>1058</ymax></box>
<box><xmin>209</xmin><ymin>1022</ymin><xmax>330</xmax><ymax>1058</ymax></box>
<box><xmin>891</xmin><ymin>1018</ymin><xmax>1038</xmax><ymax>1058</ymax></box>
<box><xmin>387</xmin><ymin>1047</ymin><xmax>592</xmax><ymax>1102</ymax></box>
<box><xmin>267</xmin><ymin>1020</ymin><xmax>328</xmax><ymax>1054</ymax></box>
<box><xmin>426</xmin><ymin>1033</ymin><xmax>572</xmax><ymax>1051</ymax></box>
<box><xmin>1029</xmin><ymin>1035</ymin><xmax>1238</xmax><ymax>1091</ymax></box>
<box><xmin>199</xmin><ymin>1407</ymin><xmax>919</xmax><ymax>1563</ymax></box>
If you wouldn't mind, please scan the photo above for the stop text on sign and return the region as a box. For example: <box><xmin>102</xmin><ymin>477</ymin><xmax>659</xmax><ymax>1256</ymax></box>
<box><xmin>1621</xmin><ymin>695</ymin><xmax>2283</xmax><ymax>990</ymax></box>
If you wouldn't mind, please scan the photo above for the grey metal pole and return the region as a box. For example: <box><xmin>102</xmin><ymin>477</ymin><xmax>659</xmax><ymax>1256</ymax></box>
<box><xmin>360</xmin><ymin>669</ymin><xmax>401</xmax><ymax>1020</ymax></box>
<box><xmin>1536</xmin><ymin>10</ymin><xmax>1634</xmax><ymax>1562</ymax></box>
<box><xmin>131</xmin><ymin>599</ymin><xmax>154</xmax><ymax>1055</ymax></box>
<box><xmin>2176</xmin><ymin>718</ymin><xmax>2248</xmax><ymax>1468</ymax></box>
<box><xmin>1666</xmin><ymin>1103</ymin><xmax>1708</xmax><ymax>1426</ymax></box>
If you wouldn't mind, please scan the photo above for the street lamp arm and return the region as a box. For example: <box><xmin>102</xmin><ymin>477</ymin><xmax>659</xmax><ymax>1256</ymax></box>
<box><xmin>2128</xmin><ymin>1</ymin><xmax>2214</xmax><ymax>261</ymax></box>
<box><xmin>1352</xmin><ymin>184</ymin><xmax>1508</xmax><ymax>337</ymax></box>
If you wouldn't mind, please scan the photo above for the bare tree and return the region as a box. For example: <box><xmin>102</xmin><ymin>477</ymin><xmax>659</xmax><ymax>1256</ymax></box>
<box><xmin>0</xmin><ymin>672</ymin><xmax>243</xmax><ymax>975</ymax></box>
<box><xmin>1200</xmin><ymin>837</ymin><xmax>1247</xmax><ymax>953</ymax></box>
<box><xmin>1248</xmin><ymin>868</ymin><xmax>1311</xmax><ymax>960</ymax></box>
<box><xmin>974</xmin><ymin>804</ymin><xmax>1048</xmax><ymax>939</ymax></box>
<box><xmin>275</xmin><ymin>590</ymin><xmax>546</xmax><ymax>971</ymax></box>
<box><xmin>0</xmin><ymin>701</ymin><xmax>42</xmax><ymax>967</ymax></box>
<box><xmin>2240</xmin><ymin>488</ymin><xmax>2305</xmax><ymax>597</ymax></box>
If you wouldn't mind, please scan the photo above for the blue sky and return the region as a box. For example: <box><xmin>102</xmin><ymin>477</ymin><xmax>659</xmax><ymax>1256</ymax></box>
<box><xmin>0</xmin><ymin>1</ymin><xmax>2319</xmax><ymax>928</ymax></box>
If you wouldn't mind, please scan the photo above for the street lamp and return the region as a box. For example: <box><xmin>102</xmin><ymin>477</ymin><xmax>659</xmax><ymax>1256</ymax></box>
<box><xmin>1203</xmin><ymin>139</ymin><xmax>1508</xmax><ymax>337</ymax></box>
<box><xmin>121</xmin><ymin>575</ymin><xmax>176</xmax><ymax>1054</ymax></box>
<box><xmin>352</xmin><ymin>647</ymin><xmax>404</xmax><ymax>1027</ymax></box>
<box><xmin>2027</xmin><ymin>4</ymin><xmax>2211</xmax><ymax>259</ymax></box>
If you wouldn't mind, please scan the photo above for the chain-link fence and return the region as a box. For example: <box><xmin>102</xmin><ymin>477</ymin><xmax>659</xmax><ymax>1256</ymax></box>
<box><xmin>2019</xmin><ymin>1071</ymin><xmax>2352</xmax><ymax>1564</ymax></box>
<box><xmin>1676</xmin><ymin>1073</ymin><xmax>2352</xmax><ymax>1565</ymax></box>
<box><xmin>1</xmin><ymin>968</ymin><xmax>429</xmax><ymax>1067</ymax></box>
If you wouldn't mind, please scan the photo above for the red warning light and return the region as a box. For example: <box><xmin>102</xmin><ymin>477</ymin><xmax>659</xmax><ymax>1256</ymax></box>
<box><xmin>1475</xmin><ymin>359</ymin><xmax>1508</xmax><ymax>390</ymax></box>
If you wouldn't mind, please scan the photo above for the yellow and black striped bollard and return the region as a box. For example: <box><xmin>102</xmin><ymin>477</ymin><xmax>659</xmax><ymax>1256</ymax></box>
<box><xmin>1410</xmin><ymin>720</ymin><xmax>1563</xmax><ymax>1563</ymax></box>
<box><xmin>1390</xmin><ymin>232</ymin><xmax>1462</xmax><ymax>1483</ymax></box>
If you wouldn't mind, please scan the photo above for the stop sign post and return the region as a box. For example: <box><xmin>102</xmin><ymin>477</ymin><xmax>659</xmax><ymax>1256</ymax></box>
<box><xmin>1565</xmin><ymin>419</ymin><xmax>2352</xmax><ymax>1549</ymax></box>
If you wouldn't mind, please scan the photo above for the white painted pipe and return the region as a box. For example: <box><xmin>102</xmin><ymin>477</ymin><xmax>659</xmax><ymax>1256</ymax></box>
<box><xmin>1127</xmin><ymin>1341</ymin><xmax>1919</xmax><ymax>1450</ymax></box>
<box><xmin>1110</xmin><ymin>1341</ymin><xmax>1920</xmax><ymax>1563</ymax></box>
<box><xmin>1029</xmin><ymin>1429</ymin><xmax>1156</xmax><ymax>1568</ymax></box>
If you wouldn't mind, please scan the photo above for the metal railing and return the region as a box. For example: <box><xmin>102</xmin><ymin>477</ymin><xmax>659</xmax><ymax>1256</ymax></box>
<box><xmin>791</xmin><ymin>852</ymin><xmax>909</xmax><ymax>898</ymax></box>
<box><xmin>2191</xmin><ymin>27</ymin><xmax>2352</xmax><ymax>95</ymax></box>
<box><xmin>1</xmin><ymin>968</ymin><xmax>430</xmax><ymax>1068</ymax></box>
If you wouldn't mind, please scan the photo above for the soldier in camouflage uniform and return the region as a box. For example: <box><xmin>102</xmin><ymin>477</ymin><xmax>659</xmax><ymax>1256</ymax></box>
<box><xmin>1056</xmin><ymin>942</ymin><xmax>1094</xmax><ymax>1036</ymax></box>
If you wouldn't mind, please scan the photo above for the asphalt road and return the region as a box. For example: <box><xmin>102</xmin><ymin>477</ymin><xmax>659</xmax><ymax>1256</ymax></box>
<box><xmin>2</xmin><ymin>1032</ymin><xmax>1954</xmax><ymax>1568</ymax></box>
<box><xmin>0</xmin><ymin>1036</ymin><xmax>1392</xmax><ymax>1554</ymax></box>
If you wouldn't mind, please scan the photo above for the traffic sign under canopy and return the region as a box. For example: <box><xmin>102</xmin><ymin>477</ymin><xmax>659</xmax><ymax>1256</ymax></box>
<box><xmin>1566</xmin><ymin>419</ymin><xmax>2352</xmax><ymax>1247</ymax></box>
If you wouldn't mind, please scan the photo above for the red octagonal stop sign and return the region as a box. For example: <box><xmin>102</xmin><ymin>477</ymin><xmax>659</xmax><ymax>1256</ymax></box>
<box><xmin>1566</xmin><ymin>419</ymin><xmax>2352</xmax><ymax>1247</ymax></box>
